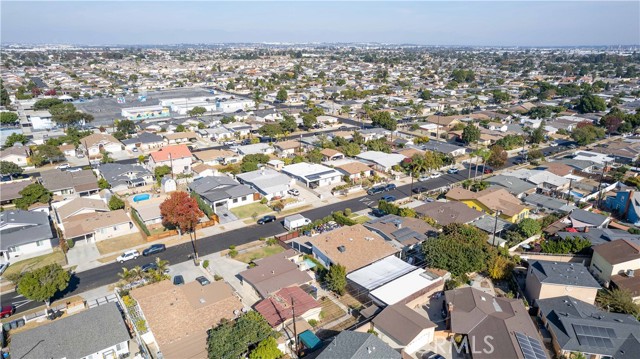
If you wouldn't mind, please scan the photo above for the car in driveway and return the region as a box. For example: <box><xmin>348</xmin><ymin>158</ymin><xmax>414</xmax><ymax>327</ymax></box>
<box><xmin>367</xmin><ymin>185</ymin><xmax>386</xmax><ymax>195</ymax></box>
<box><xmin>257</xmin><ymin>215</ymin><xmax>276</xmax><ymax>225</ymax></box>
<box><xmin>384</xmin><ymin>183</ymin><xmax>397</xmax><ymax>191</ymax></box>
<box><xmin>116</xmin><ymin>250</ymin><xmax>139</xmax><ymax>263</ymax></box>
<box><xmin>412</xmin><ymin>186</ymin><xmax>427</xmax><ymax>194</ymax></box>
<box><xmin>381</xmin><ymin>195</ymin><xmax>396</xmax><ymax>202</ymax></box>
<box><xmin>196</xmin><ymin>276</ymin><xmax>211</xmax><ymax>286</ymax></box>
<box><xmin>173</xmin><ymin>275</ymin><xmax>185</xmax><ymax>286</ymax></box>
<box><xmin>447</xmin><ymin>168</ymin><xmax>459</xmax><ymax>174</ymax></box>
<box><xmin>1</xmin><ymin>305</ymin><xmax>15</xmax><ymax>318</ymax></box>
<box><xmin>55</xmin><ymin>163</ymin><xmax>70</xmax><ymax>170</ymax></box>
<box><xmin>287</xmin><ymin>188</ymin><xmax>300</xmax><ymax>196</ymax></box>
<box><xmin>142</xmin><ymin>244</ymin><xmax>166</xmax><ymax>256</ymax></box>
<box><xmin>371</xmin><ymin>208</ymin><xmax>387</xmax><ymax>217</ymax></box>
<box><xmin>430</xmin><ymin>172</ymin><xmax>442</xmax><ymax>179</ymax></box>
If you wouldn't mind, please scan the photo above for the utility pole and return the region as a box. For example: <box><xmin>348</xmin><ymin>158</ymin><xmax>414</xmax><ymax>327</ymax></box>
<box><xmin>597</xmin><ymin>161</ymin><xmax>608</xmax><ymax>209</ymax></box>
<box><xmin>567</xmin><ymin>178</ymin><xmax>573</xmax><ymax>205</ymax></box>
<box><xmin>192</xmin><ymin>221</ymin><xmax>199</xmax><ymax>264</ymax></box>
<box><xmin>492</xmin><ymin>210</ymin><xmax>502</xmax><ymax>247</ymax></box>
<box><xmin>169</xmin><ymin>152</ymin><xmax>174</xmax><ymax>180</ymax></box>
<box><xmin>291</xmin><ymin>295</ymin><xmax>299</xmax><ymax>357</ymax></box>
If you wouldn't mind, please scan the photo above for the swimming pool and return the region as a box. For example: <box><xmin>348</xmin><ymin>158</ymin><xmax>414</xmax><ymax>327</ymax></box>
<box><xmin>133</xmin><ymin>193</ymin><xmax>151</xmax><ymax>202</ymax></box>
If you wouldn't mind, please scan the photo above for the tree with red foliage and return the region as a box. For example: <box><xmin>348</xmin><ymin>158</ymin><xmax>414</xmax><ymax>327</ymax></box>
<box><xmin>31</xmin><ymin>87</ymin><xmax>42</xmax><ymax>96</ymax></box>
<box><xmin>160</xmin><ymin>191</ymin><xmax>205</xmax><ymax>260</ymax></box>
<box><xmin>600</xmin><ymin>115</ymin><xmax>623</xmax><ymax>135</ymax></box>
<box><xmin>44</xmin><ymin>89</ymin><xmax>57</xmax><ymax>96</ymax></box>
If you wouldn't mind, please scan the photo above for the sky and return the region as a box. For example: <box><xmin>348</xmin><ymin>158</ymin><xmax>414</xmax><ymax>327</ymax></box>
<box><xmin>1</xmin><ymin>1</ymin><xmax>638</xmax><ymax>46</ymax></box>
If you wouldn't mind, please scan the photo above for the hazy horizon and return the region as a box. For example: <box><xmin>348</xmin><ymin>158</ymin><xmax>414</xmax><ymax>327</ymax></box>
<box><xmin>1</xmin><ymin>1</ymin><xmax>639</xmax><ymax>47</ymax></box>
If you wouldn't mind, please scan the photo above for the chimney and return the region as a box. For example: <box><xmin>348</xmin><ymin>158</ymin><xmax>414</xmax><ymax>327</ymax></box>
<box><xmin>585</xmin><ymin>227</ymin><xmax>590</xmax><ymax>233</ymax></box>
<box><xmin>623</xmin><ymin>190</ymin><xmax>634</xmax><ymax>220</ymax></box>
<box><xmin>446</xmin><ymin>302</ymin><xmax>454</xmax><ymax>329</ymax></box>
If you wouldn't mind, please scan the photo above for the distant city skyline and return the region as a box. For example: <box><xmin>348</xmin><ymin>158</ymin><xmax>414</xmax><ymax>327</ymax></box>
<box><xmin>1</xmin><ymin>1</ymin><xmax>638</xmax><ymax>46</ymax></box>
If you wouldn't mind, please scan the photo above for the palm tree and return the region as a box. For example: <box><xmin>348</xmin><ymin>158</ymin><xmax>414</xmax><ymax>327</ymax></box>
<box><xmin>118</xmin><ymin>266</ymin><xmax>143</xmax><ymax>284</ymax></box>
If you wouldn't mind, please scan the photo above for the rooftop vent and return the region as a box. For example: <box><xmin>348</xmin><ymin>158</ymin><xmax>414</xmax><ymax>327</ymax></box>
<box><xmin>338</xmin><ymin>245</ymin><xmax>346</xmax><ymax>253</ymax></box>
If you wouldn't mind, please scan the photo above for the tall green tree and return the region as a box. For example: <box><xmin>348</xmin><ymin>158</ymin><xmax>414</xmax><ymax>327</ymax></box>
<box><xmin>370</xmin><ymin>111</ymin><xmax>397</xmax><ymax>131</ymax></box>
<box><xmin>275</xmin><ymin>88</ymin><xmax>288</xmax><ymax>102</ymax></box>
<box><xmin>116</xmin><ymin>119</ymin><xmax>136</xmax><ymax>134</ymax></box>
<box><xmin>31</xmin><ymin>144</ymin><xmax>64</xmax><ymax>166</ymax></box>
<box><xmin>33</xmin><ymin>98</ymin><xmax>63</xmax><ymax>110</ymax></box>
<box><xmin>279</xmin><ymin>114</ymin><xmax>297</xmax><ymax>133</ymax></box>
<box><xmin>15</xmin><ymin>183</ymin><xmax>51</xmax><ymax>209</ymax></box>
<box><xmin>0</xmin><ymin>112</ymin><xmax>19</xmax><ymax>125</ymax></box>
<box><xmin>258</xmin><ymin>123</ymin><xmax>283</xmax><ymax>138</ymax></box>
<box><xmin>4</xmin><ymin>133</ymin><xmax>28</xmax><ymax>147</ymax></box>
<box><xmin>461</xmin><ymin>124</ymin><xmax>480</xmax><ymax>144</ymax></box>
<box><xmin>487</xmin><ymin>145</ymin><xmax>508</xmax><ymax>168</ymax></box>
<box><xmin>596</xmin><ymin>288</ymin><xmax>640</xmax><ymax>319</ymax></box>
<box><xmin>188</xmin><ymin>106</ymin><xmax>207</xmax><ymax>117</ymax></box>
<box><xmin>108</xmin><ymin>195</ymin><xmax>125</xmax><ymax>210</ymax></box>
<box><xmin>302</xmin><ymin>113</ymin><xmax>317</xmax><ymax>129</ymax></box>
<box><xmin>17</xmin><ymin>263</ymin><xmax>70</xmax><ymax>307</ymax></box>
<box><xmin>576</xmin><ymin>94</ymin><xmax>606</xmax><ymax>113</ymax></box>
<box><xmin>0</xmin><ymin>160</ymin><xmax>23</xmax><ymax>177</ymax></box>
<box><xmin>0</xmin><ymin>79</ymin><xmax>10</xmax><ymax>106</ymax></box>
<box><xmin>325</xmin><ymin>264</ymin><xmax>347</xmax><ymax>295</ymax></box>
<box><xmin>249</xmin><ymin>337</ymin><xmax>282</xmax><ymax>359</ymax></box>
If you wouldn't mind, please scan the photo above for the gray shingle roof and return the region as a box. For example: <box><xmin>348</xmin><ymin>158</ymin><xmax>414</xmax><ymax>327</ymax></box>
<box><xmin>570</xmin><ymin>209</ymin><xmax>609</xmax><ymax>227</ymax></box>
<box><xmin>316</xmin><ymin>331</ymin><xmax>401</xmax><ymax>359</ymax></box>
<box><xmin>487</xmin><ymin>175</ymin><xmax>536</xmax><ymax>196</ymax></box>
<box><xmin>537</xmin><ymin>296</ymin><xmax>640</xmax><ymax>357</ymax></box>
<box><xmin>97</xmin><ymin>163</ymin><xmax>152</xmax><ymax>188</ymax></box>
<box><xmin>189</xmin><ymin>176</ymin><xmax>255</xmax><ymax>203</ymax></box>
<box><xmin>529</xmin><ymin>260</ymin><xmax>600</xmax><ymax>288</ymax></box>
<box><xmin>0</xmin><ymin>210</ymin><xmax>55</xmax><ymax>250</ymax></box>
<box><xmin>9</xmin><ymin>303</ymin><xmax>130</xmax><ymax>359</ymax></box>
<box><xmin>524</xmin><ymin>193</ymin><xmax>578</xmax><ymax>213</ymax></box>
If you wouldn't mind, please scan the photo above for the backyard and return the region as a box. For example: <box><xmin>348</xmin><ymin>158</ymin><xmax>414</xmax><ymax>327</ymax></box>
<box><xmin>2</xmin><ymin>249</ymin><xmax>67</xmax><ymax>280</ymax></box>
<box><xmin>95</xmin><ymin>233</ymin><xmax>146</xmax><ymax>255</ymax></box>
<box><xmin>230</xmin><ymin>202</ymin><xmax>272</xmax><ymax>219</ymax></box>
<box><xmin>233</xmin><ymin>244</ymin><xmax>285</xmax><ymax>264</ymax></box>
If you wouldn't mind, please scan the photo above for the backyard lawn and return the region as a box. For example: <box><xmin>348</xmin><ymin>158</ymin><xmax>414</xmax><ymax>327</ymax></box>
<box><xmin>234</xmin><ymin>245</ymin><xmax>285</xmax><ymax>263</ymax></box>
<box><xmin>230</xmin><ymin>202</ymin><xmax>272</xmax><ymax>219</ymax></box>
<box><xmin>95</xmin><ymin>233</ymin><xmax>146</xmax><ymax>255</ymax></box>
<box><xmin>2</xmin><ymin>249</ymin><xmax>67</xmax><ymax>279</ymax></box>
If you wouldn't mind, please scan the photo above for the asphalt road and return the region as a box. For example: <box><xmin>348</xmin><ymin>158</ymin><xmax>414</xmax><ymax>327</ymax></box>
<box><xmin>1</xmin><ymin>171</ymin><xmax>465</xmax><ymax>315</ymax></box>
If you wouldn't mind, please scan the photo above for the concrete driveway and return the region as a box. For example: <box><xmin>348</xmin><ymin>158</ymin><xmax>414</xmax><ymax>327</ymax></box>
<box><xmin>67</xmin><ymin>240</ymin><xmax>101</xmax><ymax>271</ymax></box>
<box><xmin>200</xmin><ymin>253</ymin><xmax>260</xmax><ymax>306</ymax></box>
<box><xmin>168</xmin><ymin>259</ymin><xmax>209</xmax><ymax>284</ymax></box>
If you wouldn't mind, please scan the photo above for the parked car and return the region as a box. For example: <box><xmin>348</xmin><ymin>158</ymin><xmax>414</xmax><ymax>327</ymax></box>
<box><xmin>447</xmin><ymin>168</ymin><xmax>459</xmax><ymax>174</ymax></box>
<box><xmin>142</xmin><ymin>244</ymin><xmax>166</xmax><ymax>256</ymax></box>
<box><xmin>430</xmin><ymin>172</ymin><xmax>442</xmax><ymax>179</ymax></box>
<box><xmin>412</xmin><ymin>186</ymin><xmax>427</xmax><ymax>194</ymax></box>
<box><xmin>371</xmin><ymin>208</ymin><xmax>387</xmax><ymax>217</ymax></box>
<box><xmin>173</xmin><ymin>275</ymin><xmax>185</xmax><ymax>286</ymax></box>
<box><xmin>196</xmin><ymin>276</ymin><xmax>211</xmax><ymax>286</ymax></box>
<box><xmin>384</xmin><ymin>183</ymin><xmax>397</xmax><ymax>191</ymax></box>
<box><xmin>367</xmin><ymin>185</ymin><xmax>386</xmax><ymax>195</ymax></box>
<box><xmin>425</xmin><ymin>197</ymin><xmax>435</xmax><ymax>203</ymax></box>
<box><xmin>223</xmin><ymin>141</ymin><xmax>236</xmax><ymax>146</ymax></box>
<box><xmin>418</xmin><ymin>174</ymin><xmax>430</xmax><ymax>181</ymax></box>
<box><xmin>141</xmin><ymin>262</ymin><xmax>158</xmax><ymax>273</ymax></box>
<box><xmin>1</xmin><ymin>305</ymin><xmax>15</xmax><ymax>318</ymax></box>
<box><xmin>55</xmin><ymin>163</ymin><xmax>70</xmax><ymax>170</ymax></box>
<box><xmin>287</xmin><ymin>188</ymin><xmax>300</xmax><ymax>196</ymax></box>
<box><xmin>257</xmin><ymin>215</ymin><xmax>276</xmax><ymax>225</ymax></box>
<box><xmin>116</xmin><ymin>250</ymin><xmax>139</xmax><ymax>263</ymax></box>
<box><xmin>483</xmin><ymin>167</ymin><xmax>494</xmax><ymax>174</ymax></box>
<box><xmin>0</xmin><ymin>262</ymin><xmax>9</xmax><ymax>276</ymax></box>
<box><xmin>381</xmin><ymin>195</ymin><xmax>396</xmax><ymax>202</ymax></box>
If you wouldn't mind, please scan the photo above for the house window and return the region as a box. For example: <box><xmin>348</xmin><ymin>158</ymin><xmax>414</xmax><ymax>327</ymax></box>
<box><xmin>242</xmin><ymin>196</ymin><xmax>247</xmax><ymax>201</ymax></box>
<box><xmin>233</xmin><ymin>198</ymin><xmax>238</xmax><ymax>203</ymax></box>
<box><xmin>113</xmin><ymin>226</ymin><xmax>117</xmax><ymax>231</ymax></box>
<box><xmin>36</xmin><ymin>240</ymin><xmax>44</xmax><ymax>247</ymax></box>
<box><xmin>116</xmin><ymin>342</ymin><xmax>125</xmax><ymax>351</ymax></box>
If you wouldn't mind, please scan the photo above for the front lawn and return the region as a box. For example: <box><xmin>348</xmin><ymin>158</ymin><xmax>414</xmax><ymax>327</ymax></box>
<box><xmin>95</xmin><ymin>233</ymin><xmax>145</xmax><ymax>255</ymax></box>
<box><xmin>234</xmin><ymin>245</ymin><xmax>285</xmax><ymax>264</ymax></box>
<box><xmin>2</xmin><ymin>249</ymin><xmax>67</xmax><ymax>280</ymax></box>
<box><xmin>349</xmin><ymin>214</ymin><xmax>371</xmax><ymax>224</ymax></box>
<box><xmin>230</xmin><ymin>202</ymin><xmax>272</xmax><ymax>219</ymax></box>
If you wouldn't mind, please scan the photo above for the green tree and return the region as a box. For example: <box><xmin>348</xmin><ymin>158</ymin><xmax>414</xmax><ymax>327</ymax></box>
<box><xmin>101</xmin><ymin>151</ymin><xmax>114</xmax><ymax>164</ymax></box>
<box><xmin>108</xmin><ymin>195</ymin><xmax>125</xmax><ymax>210</ymax></box>
<box><xmin>576</xmin><ymin>94</ymin><xmax>607</xmax><ymax>113</ymax></box>
<box><xmin>175</xmin><ymin>124</ymin><xmax>186</xmax><ymax>132</ymax></box>
<box><xmin>154</xmin><ymin>165</ymin><xmax>172</xmax><ymax>184</ymax></box>
<box><xmin>188</xmin><ymin>106</ymin><xmax>207</xmax><ymax>117</ymax></box>
<box><xmin>4</xmin><ymin>133</ymin><xmax>28</xmax><ymax>147</ymax></box>
<box><xmin>97</xmin><ymin>177</ymin><xmax>111</xmax><ymax>190</ymax></box>
<box><xmin>461</xmin><ymin>124</ymin><xmax>480</xmax><ymax>144</ymax></box>
<box><xmin>116</xmin><ymin>119</ymin><xmax>136</xmax><ymax>134</ymax></box>
<box><xmin>571</xmin><ymin>123</ymin><xmax>605</xmax><ymax>145</ymax></box>
<box><xmin>249</xmin><ymin>337</ymin><xmax>282</xmax><ymax>359</ymax></box>
<box><xmin>258</xmin><ymin>123</ymin><xmax>283</xmax><ymax>138</ymax></box>
<box><xmin>487</xmin><ymin>145</ymin><xmax>508</xmax><ymax>168</ymax></box>
<box><xmin>17</xmin><ymin>263</ymin><xmax>70</xmax><ymax>307</ymax></box>
<box><xmin>419</xmin><ymin>89</ymin><xmax>432</xmax><ymax>100</ymax></box>
<box><xmin>491</xmin><ymin>90</ymin><xmax>511</xmax><ymax>104</ymax></box>
<box><xmin>302</xmin><ymin>113</ymin><xmax>317</xmax><ymax>129</ymax></box>
<box><xmin>15</xmin><ymin>183</ymin><xmax>51</xmax><ymax>209</ymax></box>
<box><xmin>0</xmin><ymin>112</ymin><xmax>19</xmax><ymax>125</ymax></box>
<box><xmin>33</xmin><ymin>98</ymin><xmax>63</xmax><ymax>110</ymax></box>
<box><xmin>325</xmin><ymin>264</ymin><xmax>347</xmax><ymax>295</ymax></box>
<box><xmin>341</xmin><ymin>142</ymin><xmax>361</xmax><ymax>157</ymax></box>
<box><xmin>530</xmin><ymin>121</ymin><xmax>546</xmax><ymax>144</ymax></box>
<box><xmin>207</xmin><ymin>312</ymin><xmax>274</xmax><ymax>359</ymax></box>
<box><xmin>32</xmin><ymin>144</ymin><xmax>64</xmax><ymax>166</ymax></box>
<box><xmin>49</xmin><ymin>103</ymin><xmax>94</xmax><ymax>126</ymax></box>
<box><xmin>279</xmin><ymin>114</ymin><xmax>297</xmax><ymax>133</ymax></box>
<box><xmin>517</xmin><ymin>218</ymin><xmax>542</xmax><ymax>237</ymax></box>
<box><xmin>0</xmin><ymin>79</ymin><xmax>10</xmax><ymax>106</ymax></box>
<box><xmin>276</xmin><ymin>88</ymin><xmax>288</xmax><ymax>102</ymax></box>
<box><xmin>370</xmin><ymin>111</ymin><xmax>397</xmax><ymax>131</ymax></box>
<box><xmin>0</xmin><ymin>160</ymin><xmax>23</xmax><ymax>178</ymax></box>
<box><xmin>488</xmin><ymin>255</ymin><xmax>515</xmax><ymax>280</ymax></box>
<box><xmin>596</xmin><ymin>288</ymin><xmax>640</xmax><ymax>319</ymax></box>
<box><xmin>305</xmin><ymin>149</ymin><xmax>323</xmax><ymax>163</ymax></box>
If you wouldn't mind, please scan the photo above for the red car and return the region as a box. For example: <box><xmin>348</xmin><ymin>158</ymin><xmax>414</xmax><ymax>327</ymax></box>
<box><xmin>483</xmin><ymin>168</ymin><xmax>494</xmax><ymax>174</ymax></box>
<box><xmin>1</xmin><ymin>305</ymin><xmax>15</xmax><ymax>318</ymax></box>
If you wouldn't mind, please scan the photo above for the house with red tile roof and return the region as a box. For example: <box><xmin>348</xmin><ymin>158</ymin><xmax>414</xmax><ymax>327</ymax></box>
<box><xmin>253</xmin><ymin>286</ymin><xmax>321</xmax><ymax>328</ymax></box>
<box><xmin>148</xmin><ymin>144</ymin><xmax>193</xmax><ymax>174</ymax></box>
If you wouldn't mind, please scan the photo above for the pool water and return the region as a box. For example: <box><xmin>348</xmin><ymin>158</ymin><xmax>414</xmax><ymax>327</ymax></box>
<box><xmin>133</xmin><ymin>194</ymin><xmax>151</xmax><ymax>202</ymax></box>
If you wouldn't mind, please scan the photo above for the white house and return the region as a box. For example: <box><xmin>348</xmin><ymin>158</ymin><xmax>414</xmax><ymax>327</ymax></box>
<box><xmin>282</xmin><ymin>162</ymin><xmax>343</xmax><ymax>188</ymax></box>
<box><xmin>0</xmin><ymin>210</ymin><xmax>56</xmax><ymax>262</ymax></box>
<box><xmin>80</xmin><ymin>133</ymin><xmax>123</xmax><ymax>157</ymax></box>
<box><xmin>0</xmin><ymin>145</ymin><xmax>29</xmax><ymax>167</ymax></box>
<box><xmin>236</xmin><ymin>167</ymin><xmax>294</xmax><ymax>200</ymax></box>
<box><xmin>356</xmin><ymin>151</ymin><xmax>407</xmax><ymax>172</ymax></box>
<box><xmin>148</xmin><ymin>144</ymin><xmax>193</xmax><ymax>174</ymax></box>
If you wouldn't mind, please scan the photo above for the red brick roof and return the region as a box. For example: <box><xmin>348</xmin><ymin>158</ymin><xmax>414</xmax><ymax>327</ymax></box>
<box><xmin>150</xmin><ymin>144</ymin><xmax>192</xmax><ymax>162</ymax></box>
<box><xmin>254</xmin><ymin>286</ymin><xmax>320</xmax><ymax>327</ymax></box>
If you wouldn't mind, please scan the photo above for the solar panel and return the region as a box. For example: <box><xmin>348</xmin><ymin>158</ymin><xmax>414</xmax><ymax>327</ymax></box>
<box><xmin>515</xmin><ymin>332</ymin><xmax>548</xmax><ymax>359</ymax></box>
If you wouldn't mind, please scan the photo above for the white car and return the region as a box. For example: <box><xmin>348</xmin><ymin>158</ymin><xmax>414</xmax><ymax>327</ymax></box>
<box><xmin>418</xmin><ymin>174</ymin><xmax>430</xmax><ymax>181</ymax></box>
<box><xmin>430</xmin><ymin>172</ymin><xmax>442</xmax><ymax>179</ymax></box>
<box><xmin>287</xmin><ymin>189</ymin><xmax>300</xmax><ymax>196</ymax></box>
<box><xmin>116</xmin><ymin>250</ymin><xmax>140</xmax><ymax>263</ymax></box>
<box><xmin>0</xmin><ymin>262</ymin><xmax>9</xmax><ymax>276</ymax></box>
<box><xmin>549</xmin><ymin>142</ymin><xmax>559</xmax><ymax>147</ymax></box>
<box><xmin>56</xmin><ymin>163</ymin><xmax>70</xmax><ymax>170</ymax></box>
